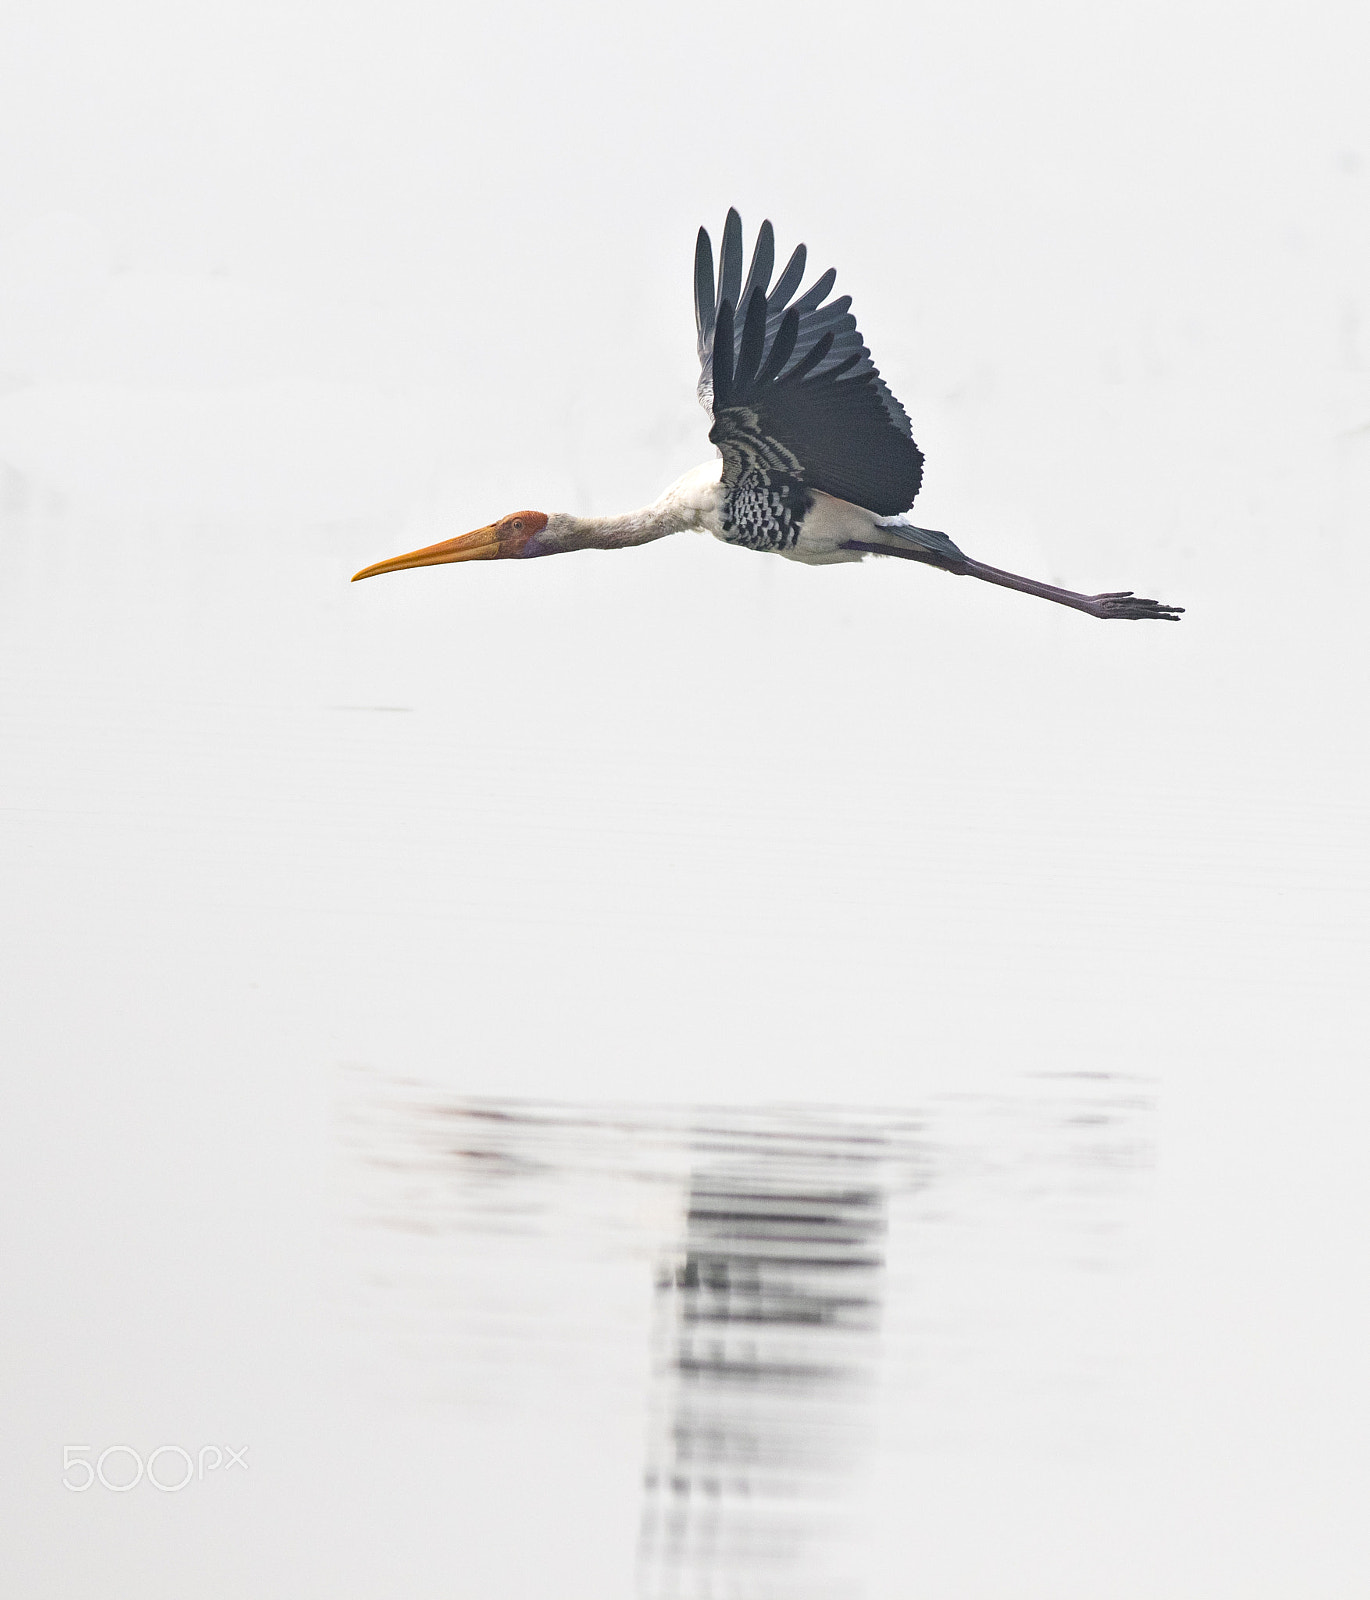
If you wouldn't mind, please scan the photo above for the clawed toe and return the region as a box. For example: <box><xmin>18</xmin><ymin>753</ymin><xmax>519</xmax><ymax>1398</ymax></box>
<box><xmin>1093</xmin><ymin>592</ymin><xmax>1185</xmax><ymax>621</ymax></box>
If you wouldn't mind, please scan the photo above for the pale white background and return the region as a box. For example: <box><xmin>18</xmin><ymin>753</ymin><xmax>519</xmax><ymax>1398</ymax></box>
<box><xmin>1</xmin><ymin>0</ymin><xmax>1367</xmax><ymax>1594</ymax></box>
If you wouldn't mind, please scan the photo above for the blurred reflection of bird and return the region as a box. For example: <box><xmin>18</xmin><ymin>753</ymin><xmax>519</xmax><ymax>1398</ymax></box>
<box><xmin>354</xmin><ymin>210</ymin><xmax>1182</xmax><ymax>622</ymax></box>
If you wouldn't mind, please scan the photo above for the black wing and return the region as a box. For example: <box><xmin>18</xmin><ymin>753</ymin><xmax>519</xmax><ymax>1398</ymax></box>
<box><xmin>694</xmin><ymin>209</ymin><xmax>924</xmax><ymax>517</ymax></box>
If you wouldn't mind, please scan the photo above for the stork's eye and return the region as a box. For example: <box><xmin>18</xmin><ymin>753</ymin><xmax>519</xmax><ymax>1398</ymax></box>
<box><xmin>511</xmin><ymin>519</ymin><xmax>524</xmax><ymax>531</ymax></box>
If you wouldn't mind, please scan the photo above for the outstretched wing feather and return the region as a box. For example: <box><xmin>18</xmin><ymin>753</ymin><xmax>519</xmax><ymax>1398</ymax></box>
<box><xmin>694</xmin><ymin>228</ymin><xmax>716</xmax><ymax>354</ymax></box>
<box><xmin>789</xmin><ymin>268</ymin><xmax>837</xmax><ymax>318</ymax></box>
<box><xmin>756</xmin><ymin>307</ymin><xmax>799</xmax><ymax>385</ymax></box>
<box><xmin>739</xmin><ymin>221</ymin><xmax>774</xmax><ymax>318</ymax></box>
<box><xmin>718</xmin><ymin>210</ymin><xmax>743</xmax><ymax>326</ymax></box>
<box><xmin>735</xmin><ymin>287</ymin><xmax>768</xmax><ymax>389</ymax></box>
<box><xmin>712</xmin><ymin>296</ymin><xmax>736</xmax><ymax>406</ymax></box>
<box><xmin>768</xmin><ymin>244</ymin><xmax>807</xmax><ymax>314</ymax></box>
<box><xmin>775</xmin><ymin>329</ymin><xmax>835</xmax><ymax>387</ymax></box>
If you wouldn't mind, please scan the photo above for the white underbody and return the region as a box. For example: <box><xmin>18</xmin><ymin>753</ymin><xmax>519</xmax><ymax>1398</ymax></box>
<box><xmin>661</xmin><ymin>458</ymin><xmax>875</xmax><ymax>566</ymax></box>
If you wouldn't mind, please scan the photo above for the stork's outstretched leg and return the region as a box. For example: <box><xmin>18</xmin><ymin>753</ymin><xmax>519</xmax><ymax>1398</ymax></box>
<box><xmin>844</xmin><ymin>532</ymin><xmax>1184</xmax><ymax>621</ymax></box>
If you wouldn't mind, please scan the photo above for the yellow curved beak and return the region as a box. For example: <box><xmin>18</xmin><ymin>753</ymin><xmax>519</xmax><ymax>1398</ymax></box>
<box><xmin>351</xmin><ymin>523</ymin><xmax>505</xmax><ymax>582</ymax></box>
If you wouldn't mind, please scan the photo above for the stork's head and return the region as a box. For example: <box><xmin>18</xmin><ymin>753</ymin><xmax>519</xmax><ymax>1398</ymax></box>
<box><xmin>351</xmin><ymin>510</ymin><xmax>563</xmax><ymax>581</ymax></box>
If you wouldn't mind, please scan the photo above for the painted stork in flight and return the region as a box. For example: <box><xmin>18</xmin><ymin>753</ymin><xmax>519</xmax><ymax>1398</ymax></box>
<box><xmin>353</xmin><ymin>211</ymin><xmax>1182</xmax><ymax>622</ymax></box>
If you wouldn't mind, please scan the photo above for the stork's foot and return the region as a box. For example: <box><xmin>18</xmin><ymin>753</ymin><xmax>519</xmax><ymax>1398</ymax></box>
<box><xmin>954</xmin><ymin>557</ymin><xmax>1185</xmax><ymax>621</ymax></box>
<box><xmin>1088</xmin><ymin>591</ymin><xmax>1185</xmax><ymax>621</ymax></box>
